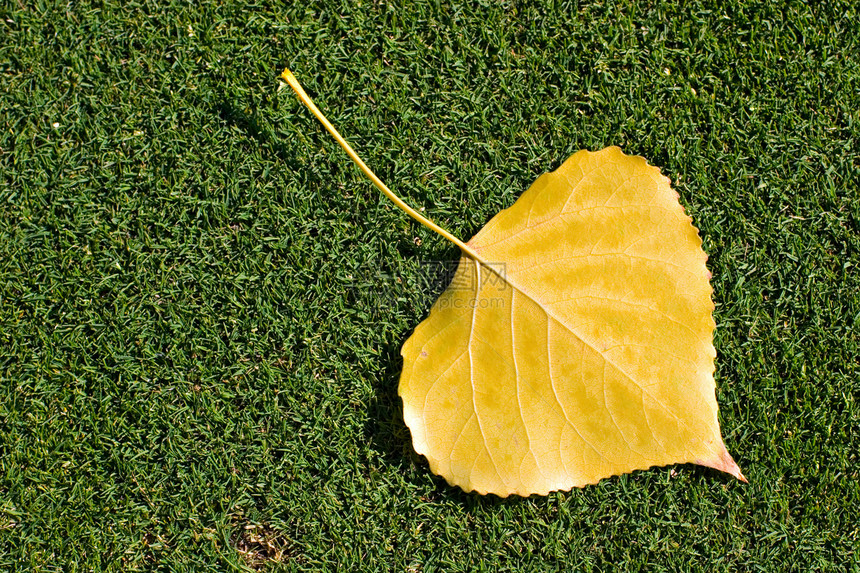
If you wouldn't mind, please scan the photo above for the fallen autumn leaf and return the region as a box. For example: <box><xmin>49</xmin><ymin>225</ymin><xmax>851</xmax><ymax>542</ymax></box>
<box><xmin>282</xmin><ymin>69</ymin><xmax>745</xmax><ymax>497</ymax></box>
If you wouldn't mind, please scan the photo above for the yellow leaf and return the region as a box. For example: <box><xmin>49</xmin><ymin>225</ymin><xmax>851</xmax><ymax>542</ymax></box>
<box><xmin>283</xmin><ymin>70</ymin><xmax>745</xmax><ymax>497</ymax></box>
<box><xmin>400</xmin><ymin>147</ymin><xmax>744</xmax><ymax>496</ymax></box>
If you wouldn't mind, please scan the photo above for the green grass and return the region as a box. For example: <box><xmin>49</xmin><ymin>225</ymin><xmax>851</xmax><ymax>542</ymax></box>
<box><xmin>1</xmin><ymin>0</ymin><xmax>858</xmax><ymax>570</ymax></box>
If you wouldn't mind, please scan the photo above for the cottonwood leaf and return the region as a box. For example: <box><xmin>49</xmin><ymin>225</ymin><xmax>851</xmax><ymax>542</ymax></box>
<box><xmin>399</xmin><ymin>147</ymin><xmax>745</xmax><ymax>496</ymax></box>
<box><xmin>282</xmin><ymin>70</ymin><xmax>745</xmax><ymax>498</ymax></box>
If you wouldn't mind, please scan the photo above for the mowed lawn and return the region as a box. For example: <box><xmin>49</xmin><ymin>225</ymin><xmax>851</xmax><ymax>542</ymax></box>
<box><xmin>1</xmin><ymin>1</ymin><xmax>858</xmax><ymax>571</ymax></box>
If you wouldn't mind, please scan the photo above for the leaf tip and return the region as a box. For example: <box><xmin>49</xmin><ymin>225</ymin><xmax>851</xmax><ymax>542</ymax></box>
<box><xmin>697</xmin><ymin>445</ymin><xmax>747</xmax><ymax>483</ymax></box>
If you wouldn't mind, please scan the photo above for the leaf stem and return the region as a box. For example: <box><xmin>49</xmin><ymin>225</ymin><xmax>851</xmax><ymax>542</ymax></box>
<box><xmin>281</xmin><ymin>68</ymin><xmax>485</xmax><ymax>263</ymax></box>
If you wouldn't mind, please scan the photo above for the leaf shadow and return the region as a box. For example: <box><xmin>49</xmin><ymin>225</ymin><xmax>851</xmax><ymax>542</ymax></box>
<box><xmin>213</xmin><ymin>99</ymin><xmax>299</xmax><ymax>169</ymax></box>
<box><xmin>362</xmin><ymin>330</ymin><xmax>413</xmax><ymax>466</ymax></box>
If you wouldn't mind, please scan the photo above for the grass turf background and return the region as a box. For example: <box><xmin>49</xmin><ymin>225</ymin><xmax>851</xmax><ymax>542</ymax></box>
<box><xmin>1</xmin><ymin>0</ymin><xmax>858</xmax><ymax>570</ymax></box>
